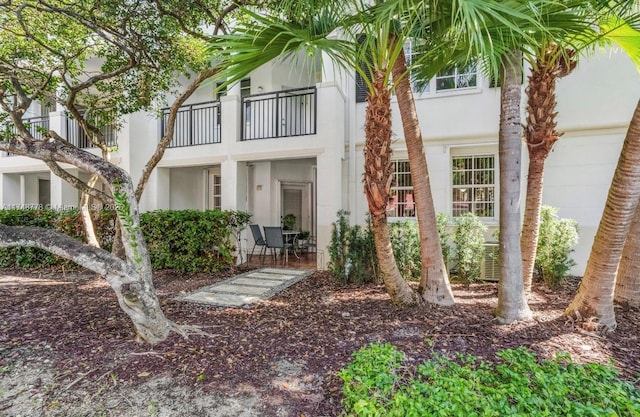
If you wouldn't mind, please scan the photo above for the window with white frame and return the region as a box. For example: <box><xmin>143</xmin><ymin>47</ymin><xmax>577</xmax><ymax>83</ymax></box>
<box><xmin>401</xmin><ymin>40</ymin><xmax>478</xmax><ymax>95</ymax></box>
<box><xmin>436</xmin><ymin>63</ymin><xmax>478</xmax><ymax>91</ymax></box>
<box><xmin>207</xmin><ymin>169</ymin><xmax>222</xmax><ymax>210</ymax></box>
<box><xmin>386</xmin><ymin>160</ymin><xmax>415</xmax><ymax>218</ymax></box>
<box><xmin>451</xmin><ymin>154</ymin><xmax>495</xmax><ymax>218</ymax></box>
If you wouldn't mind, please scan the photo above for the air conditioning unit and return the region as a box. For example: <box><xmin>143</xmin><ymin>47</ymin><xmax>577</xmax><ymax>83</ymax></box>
<box><xmin>481</xmin><ymin>243</ymin><xmax>500</xmax><ymax>282</ymax></box>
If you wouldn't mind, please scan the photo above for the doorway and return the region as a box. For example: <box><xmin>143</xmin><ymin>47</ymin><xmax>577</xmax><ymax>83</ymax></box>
<box><xmin>280</xmin><ymin>182</ymin><xmax>313</xmax><ymax>234</ymax></box>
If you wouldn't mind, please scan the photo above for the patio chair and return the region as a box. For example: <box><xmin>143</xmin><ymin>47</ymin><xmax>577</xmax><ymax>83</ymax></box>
<box><xmin>263</xmin><ymin>226</ymin><xmax>294</xmax><ymax>263</ymax></box>
<box><xmin>248</xmin><ymin>224</ymin><xmax>267</xmax><ymax>261</ymax></box>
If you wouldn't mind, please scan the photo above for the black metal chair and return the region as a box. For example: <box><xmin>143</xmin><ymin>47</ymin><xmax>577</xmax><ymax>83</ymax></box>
<box><xmin>248</xmin><ymin>224</ymin><xmax>267</xmax><ymax>261</ymax></box>
<box><xmin>263</xmin><ymin>226</ymin><xmax>294</xmax><ymax>263</ymax></box>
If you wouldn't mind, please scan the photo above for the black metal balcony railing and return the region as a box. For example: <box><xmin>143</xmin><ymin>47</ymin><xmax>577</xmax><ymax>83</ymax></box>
<box><xmin>66</xmin><ymin>117</ymin><xmax>118</xmax><ymax>149</ymax></box>
<box><xmin>4</xmin><ymin>116</ymin><xmax>50</xmax><ymax>156</ymax></box>
<box><xmin>162</xmin><ymin>101</ymin><xmax>222</xmax><ymax>148</ymax></box>
<box><xmin>241</xmin><ymin>87</ymin><xmax>317</xmax><ymax>141</ymax></box>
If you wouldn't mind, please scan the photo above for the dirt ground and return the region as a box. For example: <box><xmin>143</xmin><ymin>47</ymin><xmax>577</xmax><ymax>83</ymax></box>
<box><xmin>1</xmin><ymin>266</ymin><xmax>638</xmax><ymax>417</ymax></box>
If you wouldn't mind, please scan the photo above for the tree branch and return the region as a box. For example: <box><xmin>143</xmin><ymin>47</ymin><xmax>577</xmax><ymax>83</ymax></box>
<box><xmin>44</xmin><ymin>160</ymin><xmax>113</xmax><ymax>204</ymax></box>
<box><xmin>0</xmin><ymin>224</ymin><xmax>136</xmax><ymax>287</ymax></box>
<box><xmin>135</xmin><ymin>67</ymin><xmax>219</xmax><ymax>201</ymax></box>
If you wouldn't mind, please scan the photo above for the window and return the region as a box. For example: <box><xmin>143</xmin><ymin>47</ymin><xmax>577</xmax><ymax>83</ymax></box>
<box><xmin>241</xmin><ymin>78</ymin><xmax>251</xmax><ymax>124</ymax></box>
<box><xmin>215</xmin><ymin>82</ymin><xmax>227</xmax><ymax>101</ymax></box>
<box><xmin>398</xmin><ymin>39</ymin><xmax>479</xmax><ymax>95</ymax></box>
<box><xmin>207</xmin><ymin>170</ymin><xmax>222</xmax><ymax>210</ymax></box>
<box><xmin>436</xmin><ymin>63</ymin><xmax>478</xmax><ymax>91</ymax></box>
<box><xmin>240</xmin><ymin>78</ymin><xmax>251</xmax><ymax>97</ymax></box>
<box><xmin>403</xmin><ymin>39</ymin><xmax>422</xmax><ymax>92</ymax></box>
<box><xmin>451</xmin><ymin>154</ymin><xmax>495</xmax><ymax>218</ymax></box>
<box><xmin>386</xmin><ymin>160</ymin><xmax>415</xmax><ymax>218</ymax></box>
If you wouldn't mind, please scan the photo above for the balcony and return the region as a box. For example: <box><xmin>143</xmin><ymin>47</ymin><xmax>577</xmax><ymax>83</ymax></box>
<box><xmin>4</xmin><ymin>116</ymin><xmax>50</xmax><ymax>156</ymax></box>
<box><xmin>242</xmin><ymin>87</ymin><xmax>316</xmax><ymax>141</ymax></box>
<box><xmin>66</xmin><ymin>117</ymin><xmax>118</xmax><ymax>149</ymax></box>
<box><xmin>162</xmin><ymin>101</ymin><xmax>221</xmax><ymax>148</ymax></box>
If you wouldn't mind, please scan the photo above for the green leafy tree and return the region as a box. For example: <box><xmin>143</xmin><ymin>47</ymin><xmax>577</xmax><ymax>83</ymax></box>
<box><xmin>0</xmin><ymin>0</ymin><xmax>251</xmax><ymax>343</ymax></box>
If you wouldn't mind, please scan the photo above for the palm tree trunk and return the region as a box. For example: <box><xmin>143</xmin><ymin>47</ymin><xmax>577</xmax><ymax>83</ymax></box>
<box><xmin>363</xmin><ymin>69</ymin><xmax>420</xmax><ymax>306</ymax></box>
<box><xmin>521</xmin><ymin>45</ymin><xmax>572</xmax><ymax>293</ymax></box>
<box><xmin>495</xmin><ymin>50</ymin><xmax>533</xmax><ymax>323</ymax></box>
<box><xmin>521</xmin><ymin>151</ymin><xmax>546</xmax><ymax>292</ymax></box>
<box><xmin>566</xmin><ymin>99</ymin><xmax>640</xmax><ymax>329</ymax></box>
<box><xmin>391</xmin><ymin>47</ymin><xmax>454</xmax><ymax>306</ymax></box>
<box><xmin>615</xmin><ymin>200</ymin><xmax>640</xmax><ymax>307</ymax></box>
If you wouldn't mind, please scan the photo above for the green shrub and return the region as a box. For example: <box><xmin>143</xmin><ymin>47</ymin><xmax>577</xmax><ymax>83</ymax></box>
<box><xmin>328</xmin><ymin>210</ymin><xmax>379</xmax><ymax>284</ymax></box>
<box><xmin>390</xmin><ymin>221</ymin><xmax>420</xmax><ymax>281</ymax></box>
<box><xmin>0</xmin><ymin>208</ymin><xmax>115</xmax><ymax>268</ymax></box>
<box><xmin>339</xmin><ymin>343</ymin><xmax>640</xmax><ymax>417</ymax></box>
<box><xmin>535</xmin><ymin>206</ymin><xmax>578</xmax><ymax>289</ymax></box>
<box><xmin>0</xmin><ymin>208</ymin><xmax>249</xmax><ymax>272</ymax></box>
<box><xmin>140</xmin><ymin>209</ymin><xmax>250</xmax><ymax>272</ymax></box>
<box><xmin>436</xmin><ymin>213</ymin><xmax>452</xmax><ymax>269</ymax></box>
<box><xmin>452</xmin><ymin>212</ymin><xmax>487</xmax><ymax>286</ymax></box>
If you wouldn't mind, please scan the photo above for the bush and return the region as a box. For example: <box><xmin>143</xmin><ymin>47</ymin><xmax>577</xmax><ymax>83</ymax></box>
<box><xmin>0</xmin><ymin>208</ymin><xmax>250</xmax><ymax>272</ymax></box>
<box><xmin>339</xmin><ymin>343</ymin><xmax>640</xmax><ymax>417</ymax></box>
<box><xmin>389</xmin><ymin>221</ymin><xmax>421</xmax><ymax>281</ymax></box>
<box><xmin>436</xmin><ymin>213</ymin><xmax>452</xmax><ymax>268</ymax></box>
<box><xmin>452</xmin><ymin>212</ymin><xmax>487</xmax><ymax>286</ymax></box>
<box><xmin>140</xmin><ymin>209</ymin><xmax>250</xmax><ymax>272</ymax></box>
<box><xmin>535</xmin><ymin>206</ymin><xmax>578</xmax><ymax>289</ymax></box>
<box><xmin>0</xmin><ymin>208</ymin><xmax>115</xmax><ymax>268</ymax></box>
<box><xmin>328</xmin><ymin>210</ymin><xmax>379</xmax><ymax>284</ymax></box>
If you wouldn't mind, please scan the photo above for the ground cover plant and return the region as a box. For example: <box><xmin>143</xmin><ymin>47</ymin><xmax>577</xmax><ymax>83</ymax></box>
<box><xmin>1</xmin><ymin>267</ymin><xmax>639</xmax><ymax>416</ymax></box>
<box><xmin>340</xmin><ymin>343</ymin><xmax>639</xmax><ymax>416</ymax></box>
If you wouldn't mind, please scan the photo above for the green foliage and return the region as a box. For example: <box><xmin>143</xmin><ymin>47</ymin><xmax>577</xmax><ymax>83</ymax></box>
<box><xmin>339</xmin><ymin>343</ymin><xmax>640</xmax><ymax>417</ymax></box>
<box><xmin>328</xmin><ymin>210</ymin><xmax>379</xmax><ymax>284</ymax></box>
<box><xmin>436</xmin><ymin>213</ymin><xmax>452</xmax><ymax>268</ymax></box>
<box><xmin>338</xmin><ymin>343</ymin><xmax>404</xmax><ymax>414</ymax></box>
<box><xmin>0</xmin><ymin>208</ymin><xmax>249</xmax><ymax>272</ymax></box>
<box><xmin>140</xmin><ymin>209</ymin><xmax>251</xmax><ymax>272</ymax></box>
<box><xmin>452</xmin><ymin>212</ymin><xmax>487</xmax><ymax>286</ymax></box>
<box><xmin>389</xmin><ymin>221</ymin><xmax>421</xmax><ymax>281</ymax></box>
<box><xmin>282</xmin><ymin>213</ymin><xmax>297</xmax><ymax>230</ymax></box>
<box><xmin>535</xmin><ymin>206</ymin><xmax>579</xmax><ymax>290</ymax></box>
<box><xmin>0</xmin><ymin>208</ymin><xmax>115</xmax><ymax>268</ymax></box>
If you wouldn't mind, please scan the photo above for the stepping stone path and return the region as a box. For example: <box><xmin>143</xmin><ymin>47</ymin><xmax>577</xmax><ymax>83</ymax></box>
<box><xmin>176</xmin><ymin>268</ymin><xmax>313</xmax><ymax>307</ymax></box>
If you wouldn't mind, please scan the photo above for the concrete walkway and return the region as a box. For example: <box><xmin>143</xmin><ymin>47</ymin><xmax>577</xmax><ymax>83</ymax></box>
<box><xmin>176</xmin><ymin>268</ymin><xmax>313</xmax><ymax>307</ymax></box>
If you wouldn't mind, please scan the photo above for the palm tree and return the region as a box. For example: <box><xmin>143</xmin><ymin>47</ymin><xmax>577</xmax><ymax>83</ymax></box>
<box><xmin>495</xmin><ymin>50</ymin><xmax>534</xmax><ymax>323</ymax></box>
<box><xmin>566</xmin><ymin>100</ymin><xmax>640</xmax><ymax>329</ymax></box>
<box><xmin>615</xmin><ymin>201</ymin><xmax>640</xmax><ymax>307</ymax></box>
<box><xmin>521</xmin><ymin>3</ymin><xmax>640</xmax><ymax>293</ymax></box>
<box><xmin>211</xmin><ymin>2</ymin><xmax>423</xmax><ymax>305</ymax></box>
<box><xmin>521</xmin><ymin>44</ymin><xmax>576</xmax><ymax>293</ymax></box>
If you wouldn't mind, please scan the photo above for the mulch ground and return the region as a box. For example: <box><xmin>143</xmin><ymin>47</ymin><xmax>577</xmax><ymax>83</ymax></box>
<box><xmin>1</xmin><ymin>266</ymin><xmax>638</xmax><ymax>416</ymax></box>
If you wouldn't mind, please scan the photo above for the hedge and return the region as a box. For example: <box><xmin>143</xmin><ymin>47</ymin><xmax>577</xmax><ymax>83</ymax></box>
<box><xmin>0</xmin><ymin>208</ymin><xmax>250</xmax><ymax>272</ymax></box>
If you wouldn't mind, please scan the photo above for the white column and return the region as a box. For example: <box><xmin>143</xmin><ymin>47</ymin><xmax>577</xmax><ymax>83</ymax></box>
<box><xmin>220</xmin><ymin>159</ymin><xmax>239</xmax><ymax>210</ymax></box>
<box><xmin>1</xmin><ymin>174</ymin><xmax>21</xmax><ymax>207</ymax></box>
<box><xmin>50</xmin><ymin>168</ymin><xmax>79</xmax><ymax>209</ymax></box>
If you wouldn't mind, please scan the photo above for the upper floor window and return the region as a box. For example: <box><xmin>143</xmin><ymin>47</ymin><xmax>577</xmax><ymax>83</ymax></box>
<box><xmin>436</xmin><ymin>63</ymin><xmax>478</xmax><ymax>91</ymax></box>
<box><xmin>451</xmin><ymin>154</ymin><xmax>495</xmax><ymax>218</ymax></box>
<box><xmin>240</xmin><ymin>78</ymin><xmax>251</xmax><ymax>97</ymax></box>
<box><xmin>386</xmin><ymin>160</ymin><xmax>415</xmax><ymax>218</ymax></box>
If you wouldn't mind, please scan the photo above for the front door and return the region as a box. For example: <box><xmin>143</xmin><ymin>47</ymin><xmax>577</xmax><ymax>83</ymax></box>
<box><xmin>280</xmin><ymin>182</ymin><xmax>313</xmax><ymax>234</ymax></box>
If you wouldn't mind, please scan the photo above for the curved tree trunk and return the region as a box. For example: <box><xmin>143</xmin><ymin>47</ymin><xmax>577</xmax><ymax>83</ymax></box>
<box><xmin>79</xmin><ymin>173</ymin><xmax>101</xmax><ymax>248</ymax></box>
<box><xmin>363</xmin><ymin>69</ymin><xmax>420</xmax><ymax>306</ymax></box>
<box><xmin>495</xmin><ymin>50</ymin><xmax>533</xmax><ymax>324</ymax></box>
<box><xmin>615</xmin><ymin>200</ymin><xmax>640</xmax><ymax>307</ymax></box>
<box><xmin>0</xmin><ymin>137</ymin><xmax>172</xmax><ymax>344</ymax></box>
<box><xmin>521</xmin><ymin>45</ymin><xmax>574</xmax><ymax>293</ymax></box>
<box><xmin>391</xmin><ymin>47</ymin><xmax>454</xmax><ymax>306</ymax></box>
<box><xmin>566</xmin><ymin>99</ymin><xmax>640</xmax><ymax>330</ymax></box>
<box><xmin>521</xmin><ymin>152</ymin><xmax>546</xmax><ymax>291</ymax></box>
